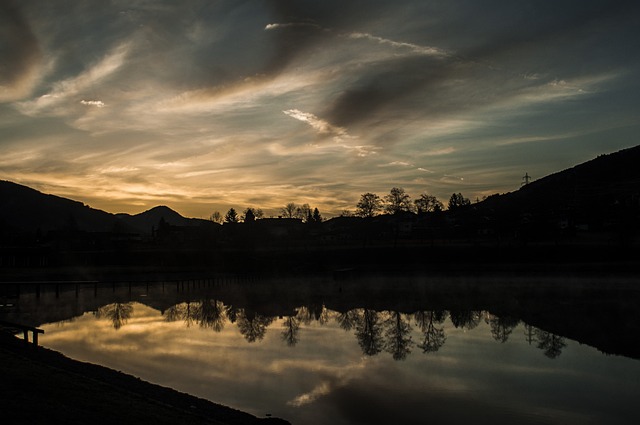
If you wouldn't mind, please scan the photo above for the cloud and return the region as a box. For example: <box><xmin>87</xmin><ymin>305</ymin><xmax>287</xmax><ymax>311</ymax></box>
<box><xmin>17</xmin><ymin>41</ymin><xmax>130</xmax><ymax>116</ymax></box>
<box><xmin>265</xmin><ymin>22</ymin><xmax>322</xmax><ymax>31</ymax></box>
<box><xmin>283</xmin><ymin>109</ymin><xmax>344</xmax><ymax>136</ymax></box>
<box><xmin>0</xmin><ymin>1</ymin><xmax>43</xmax><ymax>102</ymax></box>
<box><xmin>383</xmin><ymin>161</ymin><xmax>414</xmax><ymax>167</ymax></box>
<box><xmin>347</xmin><ymin>32</ymin><xmax>448</xmax><ymax>57</ymax></box>
<box><xmin>2</xmin><ymin>0</ymin><xmax>640</xmax><ymax>218</ymax></box>
<box><xmin>80</xmin><ymin>100</ymin><xmax>105</xmax><ymax>108</ymax></box>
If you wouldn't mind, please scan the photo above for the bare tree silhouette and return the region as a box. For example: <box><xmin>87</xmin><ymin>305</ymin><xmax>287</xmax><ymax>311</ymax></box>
<box><xmin>236</xmin><ymin>309</ymin><xmax>273</xmax><ymax>343</ymax></box>
<box><xmin>414</xmin><ymin>310</ymin><xmax>447</xmax><ymax>353</ymax></box>
<box><xmin>355</xmin><ymin>309</ymin><xmax>384</xmax><ymax>356</ymax></box>
<box><xmin>281</xmin><ymin>316</ymin><xmax>300</xmax><ymax>347</ymax></box>
<box><xmin>488</xmin><ymin>315</ymin><xmax>520</xmax><ymax>343</ymax></box>
<box><xmin>384</xmin><ymin>311</ymin><xmax>413</xmax><ymax>360</ymax></box>
<box><xmin>535</xmin><ymin>329</ymin><xmax>567</xmax><ymax>359</ymax></box>
<box><xmin>96</xmin><ymin>302</ymin><xmax>134</xmax><ymax>330</ymax></box>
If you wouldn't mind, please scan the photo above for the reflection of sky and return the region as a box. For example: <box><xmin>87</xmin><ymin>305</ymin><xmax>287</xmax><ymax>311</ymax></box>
<box><xmin>2</xmin><ymin>1</ymin><xmax>640</xmax><ymax>217</ymax></box>
<box><xmin>41</xmin><ymin>303</ymin><xmax>640</xmax><ymax>425</ymax></box>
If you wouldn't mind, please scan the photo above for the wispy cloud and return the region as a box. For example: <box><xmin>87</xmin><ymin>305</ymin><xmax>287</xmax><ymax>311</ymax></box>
<box><xmin>283</xmin><ymin>109</ymin><xmax>344</xmax><ymax>136</ymax></box>
<box><xmin>265</xmin><ymin>22</ymin><xmax>322</xmax><ymax>31</ymax></box>
<box><xmin>2</xmin><ymin>0</ymin><xmax>638</xmax><ymax>218</ymax></box>
<box><xmin>17</xmin><ymin>42</ymin><xmax>130</xmax><ymax>116</ymax></box>
<box><xmin>347</xmin><ymin>32</ymin><xmax>449</xmax><ymax>57</ymax></box>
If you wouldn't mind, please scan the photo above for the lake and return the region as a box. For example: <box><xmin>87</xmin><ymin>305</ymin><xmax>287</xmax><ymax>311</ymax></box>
<box><xmin>1</xmin><ymin>274</ymin><xmax>639</xmax><ymax>424</ymax></box>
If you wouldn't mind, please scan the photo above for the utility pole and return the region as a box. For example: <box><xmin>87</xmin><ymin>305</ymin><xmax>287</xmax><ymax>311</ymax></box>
<box><xmin>522</xmin><ymin>172</ymin><xmax>531</xmax><ymax>186</ymax></box>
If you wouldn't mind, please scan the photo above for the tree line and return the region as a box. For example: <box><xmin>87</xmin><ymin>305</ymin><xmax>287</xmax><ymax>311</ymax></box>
<box><xmin>210</xmin><ymin>188</ymin><xmax>472</xmax><ymax>224</ymax></box>
<box><xmin>97</xmin><ymin>300</ymin><xmax>566</xmax><ymax>360</ymax></box>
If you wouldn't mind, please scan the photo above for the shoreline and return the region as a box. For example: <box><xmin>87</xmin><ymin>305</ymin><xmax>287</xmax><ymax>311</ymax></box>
<box><xmin>0</xmin><ymin>333</ymin><xmax>290</xmax><ymax>425</ymax></box>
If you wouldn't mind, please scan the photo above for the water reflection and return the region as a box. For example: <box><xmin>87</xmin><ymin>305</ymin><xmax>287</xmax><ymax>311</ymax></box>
<box><xmin>535</xmin><ymin>330</ymin><xmax>567</xmax><ymax>359</ymax></box>
<box><xmin>90</xmin><ymin>299</ymin><xmax>569</xmax><ymax>360</ymax></box>
<box><xmin>95</xmin><ymin>302</ymin><xmax>133</xmax><ymax>330</ymax></box>
<box><xmin>2</xmin><ymin>277</ymin><xmax>639</xmax><ymax>425</ymax></box>
<box><xmin>414</xmin><ymin>310</ymin><xmax>446</xmax><ymax>353</ymax></box>
<box><xmin>236</xmin><ymin>309</ymin><xmax>273</xmax><ymax>343</ymax></box>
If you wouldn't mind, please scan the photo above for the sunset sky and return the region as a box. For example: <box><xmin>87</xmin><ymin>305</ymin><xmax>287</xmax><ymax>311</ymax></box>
<box><xmin>2</xmin><ymin>0</ymin><xmax>639</xmax><ymax>218</ymax></box>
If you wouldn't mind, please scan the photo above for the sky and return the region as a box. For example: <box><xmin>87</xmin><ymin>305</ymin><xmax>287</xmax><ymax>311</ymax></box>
<box><xmin>2</xmin><ymin>0</ymin><xmax>640</xmax><ymax>218</ymax></box>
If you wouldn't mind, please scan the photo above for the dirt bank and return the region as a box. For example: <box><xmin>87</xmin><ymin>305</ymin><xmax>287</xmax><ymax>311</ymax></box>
<box><xmin>0</xmin><ymin>333</ymin><xmax>290</xmax><ymax>425</ymax></box>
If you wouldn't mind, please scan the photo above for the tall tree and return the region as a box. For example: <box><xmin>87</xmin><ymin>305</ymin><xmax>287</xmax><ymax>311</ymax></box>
<box><xmin>243</xmin><ymin>208</ymin><xmax>256</xmax><ymax>223</ymax></box>
<box><xmin>384</xmin><ymin>187</ymin><xmax>412</xmax><ymax>214</ymax></box>
<box><xmin>414</xmin><ymin>193</ymin><xmax>443</xmax><ymax>214</ymax></box>
<box><xmin>210</xmin><ymin>211</ymin><xmax>223</xmax><ymax>224</ymax></box>
<box><xmin>296</xmin><ymin>203</ymin><xmax>311</xmax><ymax>221</ymax></box>
<box><xmin>356</xmin><ymin>193</ymin><xmax>382</xmax><ymax>217</ymax></box>
<box><xmin>281</xmin><ymin>202</ymin><xmax>297</xmax><ymax>218</ymax></box>
<box><xmin>312</xmin><ymin>207</ymin><xmax>322</xmax><ymax>223</ymax></box>
<box><xmin>448</xmin><ymin>193</ymin><xmax>471</xmax><ymax>210</ymax></box>
<box><xmin>224</xmin><ymin>208</ymin><xmax>239</xmax><ymax>223</ymax></box>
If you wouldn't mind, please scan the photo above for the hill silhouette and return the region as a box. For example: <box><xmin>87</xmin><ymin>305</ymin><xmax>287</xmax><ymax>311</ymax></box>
<box><xmin>1</xmin><ymin>144</ymin><xmax>638</xmax><ymax>271</ymax></box>
<box><xmin>0</xmin><ymin>181</ymin><xmax>121</xmax><ymax>234</ymax></box>
<box><xmin>116</xmin><ymin>205</ymin><xmax>211</xmax><ymax>235</ymax></box>
<box><xmin>479</xmin><ymin>144</ymin><xmax>640</xmax><ymax>217</ymax></box>
<box><xmin>0</xmin><ymin>181</ymin><xmax>210</xmax><ymax>236</ymax></box>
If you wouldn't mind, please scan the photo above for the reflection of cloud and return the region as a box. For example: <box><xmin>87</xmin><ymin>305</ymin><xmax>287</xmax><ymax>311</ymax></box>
<box><xmin>288</xmin><ymin>381</ymin><xmax>331</xmax><ymax>407</ymax></box>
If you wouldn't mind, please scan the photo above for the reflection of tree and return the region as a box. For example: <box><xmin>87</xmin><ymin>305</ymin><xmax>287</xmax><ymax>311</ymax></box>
<box><xmin>336</xmin><ymin>310</ymin><xmax>360</xmax><ymax>331</ymax></box>
<box><xmin>488</xmin><ymin>315</ymin><xmax>520</xmax><ymax>343</ymax></box>
<box><xmin>535</xmin><ymin>329</ymin><xmax>567</xmax><ymax>359</ymax></box>
<box><xmin>414</xmin><ymin>311</ymin><xmax>447</xmax><ymax>353</ymax></box>
<box><xmin>355</xmin><ymin>309</ymin><xmax>384</xmax><ymax>356</ymax></box>
<box><xmin>296</xmin><ymin>306</ymin><xmax>314</xmax><ymax>325</ymax></box>
<box><xmin>96</xmin><ymin>303</ymin><xmax>133</xmax><ymax>330</ymax></box>
<box><xmin>163</xmin><ymin>301</ymin><xmax>200</xmax><ymax>328</ymax></box>
<box><xmin>164</xmin><ymin>304</ymin><xmax>184</xmax><ymax>323</ymax></box>
<box><xmin>194</xmin><ymin>299</ymin><xmax>227</xmax><ymax>332</ymax></box>
<box><xmin>295</xmin><ymin>304</ymin><xmax>329</xmax><ymax>325</ymax></box>
<box><xmin>523</xmin><ymin>324</ymin><xmax>536</xmax><ymax>345</ymax></box>
<box><xmin>236</xmin><ymin>309</ymin><xmax>273</xmax><ymax>343</ymax></box>
<box><xmin>281</xmin><ymin>316</ymin><xmax>300</xmax><ymax>347</ymax></box>
<box><xmin>384</xmin><ymin>311</ymin><xmax>413</xmax><ymax>360</ymax></box>
<box><xmin>449</xmin><ymin>309</ymin><xmax>482</xmax><ymax>330</ymax></box>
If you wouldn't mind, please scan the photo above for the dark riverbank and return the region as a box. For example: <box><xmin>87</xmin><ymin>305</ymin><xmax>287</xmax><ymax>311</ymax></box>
<box><xmin>0</xmin><ymin>333</ymin><xmax>290</xmax><ymax>425</ymax></box>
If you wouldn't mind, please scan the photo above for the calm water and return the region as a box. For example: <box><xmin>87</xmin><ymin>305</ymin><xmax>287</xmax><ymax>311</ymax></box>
<box><xmin>2</xmin><ymin>276</ymin><xmax>639</xmax><ymax>425</ymax></box>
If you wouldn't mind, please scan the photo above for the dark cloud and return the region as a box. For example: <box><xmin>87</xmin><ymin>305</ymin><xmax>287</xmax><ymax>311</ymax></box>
<box><xmin>261</xmin><ymin>0</ymin><xmax>405</xmax><ymax>75</ymax></box>
<box><xmin>0</xmin><ymin>1</ymin><xmax>41</xmax><ymax>95</ymax></box>
<box><xmin>324</xmin><ymin>55</ymin><xmax>454</xmax><ymax>128</ymax></box>
<box><xmin>320</xmin><ymin>0</ymin><xmax>640</xmax><ymax>130</ymax></box>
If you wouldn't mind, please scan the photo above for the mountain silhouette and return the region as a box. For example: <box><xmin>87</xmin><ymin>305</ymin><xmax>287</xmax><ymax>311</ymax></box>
<box><xmin>0</xmin><ymin>181</ymin><xmax>209</xmax><ymax>235</ymax></box>
<box><xmin>0</xmin><ymin>181</ymin><xmax>121</xmax><ymax>233</ymax></box>
<box><xmin>116</xmin><ymin>206</ymin><xmax>210</xmax><ymax>235</ymax></box>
